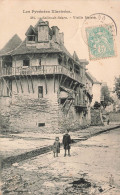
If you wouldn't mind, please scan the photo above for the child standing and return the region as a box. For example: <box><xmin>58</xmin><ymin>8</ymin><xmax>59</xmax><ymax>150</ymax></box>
<box><xmin>63</xmin><ymin>130</ymin><xmax>71</xmax><ymax>157</ymax></box>
<box><xmin>53</xmin><ymin>137</ymin><xmax>60</xmax><ymax>157</ymax></box>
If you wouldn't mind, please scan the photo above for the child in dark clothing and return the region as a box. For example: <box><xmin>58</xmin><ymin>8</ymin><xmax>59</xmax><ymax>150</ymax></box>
<box><xmin>53</xmin><ymin>137</ymin><xmax>60</xmax><ymax>157</ymax></box>
<box><xmin>63</xmin><ymin>130</ymin><xmax>71</xmax><ymax>157</ymax></box>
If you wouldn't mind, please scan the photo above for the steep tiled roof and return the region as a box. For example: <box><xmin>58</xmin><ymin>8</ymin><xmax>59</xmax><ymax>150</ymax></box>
<box><xmin>0</xmin><ymin>34</ymin><xmax>22</xmax><ymax>56</ymax></box>
<box><xmin>86</xmin><ymin>72</ymin><xmax>101</xmax><ymax>84</ymax></box>
<box><xmin>11</xmin><ymin>40</ymin><xmax>63</xmax><ymax>55</ymax></box>
<box><xmin>11</xmin><ymin>40</ymin><xmax>88</xmax><ymax>67</ymax></box>
<box><xmin>60</xmin><ymin>44</ymin><xmax>73</xmax><ymax>59</ymax></box>
<box><xmin>0</xmin><ymin>19</ymin><xmax>88</xmax><ymax>67</ymax></box>
<box><xmin>73</xmin><ymin>51</ymin><xmax>89</xmax><ymax>65</ymax></box>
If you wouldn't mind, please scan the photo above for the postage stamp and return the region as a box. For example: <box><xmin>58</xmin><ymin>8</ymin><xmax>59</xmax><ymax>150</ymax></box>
<box><xmin>86</xmin><ymin>25</ymin><xmax>116</xmax><ymax>60</ymax></box>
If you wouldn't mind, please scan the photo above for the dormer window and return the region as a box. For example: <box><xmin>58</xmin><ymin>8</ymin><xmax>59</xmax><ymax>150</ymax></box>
<box><xmin>27</xmin><ymin>35</ymin><xmax>35</xmax><ymax>42</ymax></box>
<box><xmin>25</xmin><ymin>25</ymin><xmax>36</xmax><ymax>43</ymax></box>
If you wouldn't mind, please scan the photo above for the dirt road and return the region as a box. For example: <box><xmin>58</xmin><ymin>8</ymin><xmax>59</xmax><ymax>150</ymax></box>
<box><xmin>1</xmin><ymin>127</ymin><xmax>120</xmax><ymax>194</ymax></box>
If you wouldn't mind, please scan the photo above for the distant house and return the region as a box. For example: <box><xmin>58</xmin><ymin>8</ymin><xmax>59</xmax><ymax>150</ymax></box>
<box><xmin>85</xmin><ymin>72</ymin><xmax>101</xmax><ymax>106</ymax></box>
<box><xmin>0</xmin><ymin>19</ymin><xmax>93</xmax><ymax>132</ymax></box>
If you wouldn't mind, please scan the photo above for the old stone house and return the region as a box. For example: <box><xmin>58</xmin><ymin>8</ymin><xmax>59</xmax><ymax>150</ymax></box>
<box><xmin>85</xmin><ymin>72</ymin><xmax>103</xmax><ymax>126</ymax></box>
<box><xmin>0</xmin><ymin>19</ymin><xmax>92</xmax><ymax>133</ymax></box>
<box><xmin>85</xmin><ymin>72</ymin><xmax>101</xmax><ymax>106</ymax></box>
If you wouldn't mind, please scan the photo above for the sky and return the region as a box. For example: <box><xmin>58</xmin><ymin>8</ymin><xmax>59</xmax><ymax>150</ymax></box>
<box><xmin>0</xmin><ymin>0</ymin><xmax>120</xmax><ymax>89</ymax></box>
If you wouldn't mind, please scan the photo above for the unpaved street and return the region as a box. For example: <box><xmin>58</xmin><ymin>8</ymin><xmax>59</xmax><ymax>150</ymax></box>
<box><xmin>1</xmin><ymin>128</ymin><xmax>120</xmax><ymax>195</ymax></box>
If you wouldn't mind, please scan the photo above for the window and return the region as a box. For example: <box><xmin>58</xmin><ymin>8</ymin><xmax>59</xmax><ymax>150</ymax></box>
<box><xmin>64</xmin><ymin>56</ymin><xmax>67</xmax><ymax>65</ymax></box>
<box><xmin>58</xmin><ymin>56</ymin><xmax>62</xmax><ymax>65</ymax></box>
<box><xmin>38</xmin><ymin>123</ymin><xmax>45</xmax><ymax>127</ymax></box>
<box><xmin>27</xmin><ymin>35</ymin><xmax>35</xmax><ymax>42</ymax></box>
<box><xmin>38</xmin><ymin>86</ymin><xmax>43</xmax><ymax>98</ymax></box>
<box><xmin>74</xmin><ymin>64</ymin><xmax>80</xmax><ymax>74</ymax></box>
<box><xmin>23</xmin><ymin>59</ymin><xmax>30</xmax><ymax>66</ymax></box>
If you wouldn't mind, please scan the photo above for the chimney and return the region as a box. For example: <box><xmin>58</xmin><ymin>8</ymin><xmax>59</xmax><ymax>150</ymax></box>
<box><xmin>59</xmin><ymin>32</ymin><xmax>64</xmax><ymax>44</ymax></box>
<box><xmin>51</xmin><ymin>26</ymin><xmax>60</xmax><ymax>43</ymax></box>
<box><xmin>38</xmin><ymin>20</ymin><xmax>49</xmax><ymax>42</ymax></box>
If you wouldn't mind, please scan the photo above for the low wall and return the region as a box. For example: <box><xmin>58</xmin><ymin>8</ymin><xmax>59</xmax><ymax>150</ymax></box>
<box><xmin>109</xmin><ymin>112</ymin><xmax>120</xmax><ymax>122</ymax></box>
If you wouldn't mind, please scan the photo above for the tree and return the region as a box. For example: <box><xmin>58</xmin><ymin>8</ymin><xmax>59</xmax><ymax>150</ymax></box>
<box><xmin>114</xmin><ymin>76</ymin><xmax>120</xmax><ymax>99</ymax></box>
<box><xmin>101</xmin><ymin>85</ymin><xmax>114</xmax><ymax>108</ymax></box>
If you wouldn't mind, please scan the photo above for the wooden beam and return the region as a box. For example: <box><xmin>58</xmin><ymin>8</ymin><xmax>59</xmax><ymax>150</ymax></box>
<box><xmin>62</xmin><ymin>76</ymin><xmax>67</xmax><ymax>85</ymax></box>
<box><xmin>30</xmin><ymin>75</ymin><xmax>34</xmax><ymax>93</ymax></box>
<box><xmin>70</xmin><ymin>80</ymin><xmax>73</xmax><ymax>88</ymax></box>
<box><xmin>53</xmin><ymin>73</ymin><xmax>55</xmax><ymax>93</ymax></box>
<box><xmin>1</xmin><ymin>78</ymin><xmax>4</xmax><ymax>96</ymax></box>
<box><xmin>26</xmin><ymin>75</ymin><xmax>30</xmax><ymax>93</ymax></box>
<box><xmin>58</xmin><ymin>75</ymin><xmax>60</xmax><ymax>94</ymax></box>
<box><xmin>59</xmin><ymin>74</ymin><xmax>63</xmax><ymax>85</ymax></box>
<box><xmin>73</xmin><ymin>82</ymin><xmax>78</xmax><ymax>90</ymax></box>
<box><xmin>67</xmin><ymin>100</ymin><xmax>73</xmax><ymax>113</ymax></box>
<box><xmin>14</xmin><ymin>76</ymin><xmax>19</xmax><ymax>93</ymax></box>
<box><xmin>19</xmin><ymin>76</ymin><xmax>24</xmax><ymax>93</ymax></box>
<box><xmin>44</xmin><ymin>74</ymin><xmax>47</xmax><ymax>94</ymax></box>
<box><xmin>2</xmin><ymin>78</ymin><xmax>12</xmax><ymax>96</ymax></box>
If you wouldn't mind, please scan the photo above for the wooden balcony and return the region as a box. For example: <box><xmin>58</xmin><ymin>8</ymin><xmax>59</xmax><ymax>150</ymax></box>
<box><xmin>0</xmin><ymin>65</ymin><xmax>84</xmax><ymax>84</ymax></box>
<box><xmin>85</xmin><ymin>87</ymin><xmax>93</xmax><ymax>96</ymax></box>
<box><xmin>74</xmin><ymin>103</ymin><xmax>87</xmax><ymax>108</ymax></box>
<box><xmin>74</xmin><ymin>99</ymin><xmax>87</xmax><ymax>108</ymax></box>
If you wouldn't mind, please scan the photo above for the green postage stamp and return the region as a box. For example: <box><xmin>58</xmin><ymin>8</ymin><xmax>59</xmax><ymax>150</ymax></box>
<box><xmin>86</xmin><ymin>25</ymin><xmax>116</xmax><ymax>60</ymax></box>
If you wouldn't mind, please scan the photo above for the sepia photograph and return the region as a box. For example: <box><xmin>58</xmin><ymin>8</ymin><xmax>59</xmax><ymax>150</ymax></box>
<box><xmin>0</xmin><ymin>0</ymin><xmax>120</xmax><ymax>194</ymax></box>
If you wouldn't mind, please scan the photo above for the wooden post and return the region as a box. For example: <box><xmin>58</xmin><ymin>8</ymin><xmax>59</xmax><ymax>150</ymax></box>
<box><xmin>43</xmin><ymin>65</ymin><xmax>44</xmax><ymax>74</ymax></box>
<box><xmin>59</xmin><ymin>74</ymin><xmax>63</xmax><ymax>85</ymax></box>
<box><xmin>0</xmin><ymin>58</ymin><xmax>3</xmax><ymax>76</ymax></box>
<box><xmin>19</xmin><ymin>76</ymin><xmax>24</xmax><ymax>93</ymax></box>
<box><xmin>73</xmin><ymin>81</ymin><xmax>78</xmax><ymax>90</ymax></box>
<box><xmin>1</xmin><ymin>77</ymin><xmax>4</xmax><ymax>96</ymax></box>
<box><xmin>30</xmin><ymin>76</ymin><xmax>34</xmax><ymax>93</ymax></box>
<box><xmin>73</xmin><ymin>63</ymin><xmax>75</xmax><ymax>73</ymax></box>
<box><xmin>44</xmin><ymin>74</ymin><xmax>47</xmax><ymax>94</ymax></box>
<box><xmin>2</xmin><ymin>78</ymin><xmax>12</xmax><ymax>96</ymax></box>
<box><xmin>53</xmin><ymin>66</ymin><xmax>55</xmax><ymax>93</ymax></box>
<box><xmin>53</xmin><ymin>73</ymin><xmax>55</xmax><ymax>93</ymax></box>
<box><xmin>15</xmin><ymin>57</ymin><xmax>17</xmax><ymax>76</ymax></box>
<box><xmin>26</xmin><ymin>75</ymin><xmax>30</xmax><ymax>93</ymax></box>
<box><xmin>14</xmin><ymin>76</ymin><xmax>19</xmax><ymax>93</ymax></box>
<box><xmin>70</xmin><ymin>80</ymin><xmax>73</xmax><ymax>88</ymax></box>
<box><xmin>58</xmin><ymin>75</ymin><xmax>60</xmax><ymax>94</ymax></box>
<box><xmin>62</xmin><ymin>76</ymin><xmax>67</xmax><ymax>85</ymax></box>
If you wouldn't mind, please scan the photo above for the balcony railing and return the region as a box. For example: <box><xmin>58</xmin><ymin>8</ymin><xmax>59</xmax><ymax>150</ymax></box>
<box><xmin>0</xmin><ymin>65</ymin><xmax>84</xmax><ymax>84</ymax></box>
<box><xmin>74</xmin><ymin>101</ymin><xmax>87</xmax><ymax>108</ymax></box>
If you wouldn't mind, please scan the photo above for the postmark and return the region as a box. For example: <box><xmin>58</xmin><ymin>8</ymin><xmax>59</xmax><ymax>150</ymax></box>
<box><xmin>86</xmin><ymin>24</ymin><xmax>116</xmax><ymax>60</ymax></box>
<box><xmin>81</xmin><ymin>13</ymin><xmax>117</xmax><ymax>60</ymax></box>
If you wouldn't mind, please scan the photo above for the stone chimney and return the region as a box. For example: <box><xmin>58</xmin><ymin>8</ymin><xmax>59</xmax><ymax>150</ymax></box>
<box><xmin>59</xmin><ymin>32</ymin><xmax>64</xmax><ymax>44</ymax></box>
<box><xmin>38</xmin><ymin>20</ymin><xmax>49</xmax><ymax>42</ymax></box>
<box><xmin>51</xmin><ymin>26</ymin><xmax>60</xmax><ymax>43</ymax></box>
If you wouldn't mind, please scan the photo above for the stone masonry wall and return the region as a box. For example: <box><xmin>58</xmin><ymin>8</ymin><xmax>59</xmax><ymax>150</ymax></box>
<box><xmin>0</xmin><ymin>95</ymin><xmax>87</xmax><ymax>134</ymax></box>
<box><xmin>0</xmin><ymin>77</ymin><xmax>91</xmax><ymax>134</ymax></box>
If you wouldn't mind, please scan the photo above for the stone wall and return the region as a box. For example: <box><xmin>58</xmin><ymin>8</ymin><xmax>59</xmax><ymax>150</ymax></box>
<box><xmin>0</xmin><ymin>95</ymin><xmax>88</xmax><ymax>134</ymax></box>
<box><xmin>0</xmin><ymin>76</ymin><xmax>91</xmax><ymax>134</ymax></box>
